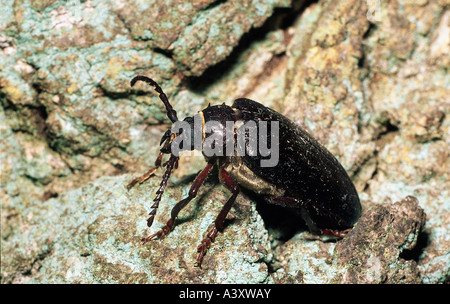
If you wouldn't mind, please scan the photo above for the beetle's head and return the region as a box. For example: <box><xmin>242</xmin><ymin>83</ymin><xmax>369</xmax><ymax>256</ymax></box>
<box><xmin>131</xmin><ymin>75</ymin><xmax>185</xmax><ymax>155</ymax></box>
<box><xmin>160</xmin><ymin>115</ymin><xmax>198</xmax><ymax>155</ymax></box>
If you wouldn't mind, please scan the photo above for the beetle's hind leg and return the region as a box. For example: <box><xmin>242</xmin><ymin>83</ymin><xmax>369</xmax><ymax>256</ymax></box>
<box><xmin>267</xmin><ymin>196</ymin><xmax>352</xmax><ymax>239</ymax></box>
<box><xmin>196</xmin><ymin>169</ymin><xmax>239</xmax><ymax>267</ymax></box>
<box><xmin>142</xmin><ymin>159</ymin><xmax>215</xmax><ymax>242</ymax></box>
<box><xmin>266</xmin><ymin>196</ymin><xmax>322</xmax><ymax>235</ymax></box>
<box><xmin>319</xmin><ymin>228</ymin><xmax>352</xmax><ymax>238</ymax></box>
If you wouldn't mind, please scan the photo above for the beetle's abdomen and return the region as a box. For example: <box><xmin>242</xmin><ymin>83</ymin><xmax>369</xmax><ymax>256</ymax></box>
<box><xmin>232</xmin><ymin>98</ymin><xmax>361</xmax><ymax>230</ymax></box>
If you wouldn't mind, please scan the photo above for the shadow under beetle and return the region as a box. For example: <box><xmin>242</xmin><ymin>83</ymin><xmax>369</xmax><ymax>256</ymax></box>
<box><xmin>127</xmin><ymin>75</ymin><xmax>362</xmax><ymax>266</ymax></box>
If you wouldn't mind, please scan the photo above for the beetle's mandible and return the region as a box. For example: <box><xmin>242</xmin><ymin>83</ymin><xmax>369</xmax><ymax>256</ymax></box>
<box><xmin>127</xmin><ymin>75</ymin><xmax>362</xmax><ymax>266</ymax></box>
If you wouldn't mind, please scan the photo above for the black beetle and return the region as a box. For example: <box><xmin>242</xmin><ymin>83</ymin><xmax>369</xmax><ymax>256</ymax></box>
<box><xmin>127</xmin><ymin>75</ymin><xmax>361</xmax><ymax>266</ymax></box>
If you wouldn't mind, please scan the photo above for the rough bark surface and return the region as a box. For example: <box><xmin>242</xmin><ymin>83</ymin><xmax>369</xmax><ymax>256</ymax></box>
<box><xmin>1</xmin><ymin>0</ymin><xmax>448</xmax><ymax>283</ymax></box>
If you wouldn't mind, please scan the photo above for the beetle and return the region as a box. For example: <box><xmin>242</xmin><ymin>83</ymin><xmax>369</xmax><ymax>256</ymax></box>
<box><xmin>127</xmin><ymin>75</ymin><xmax>361</xmax><ymax>266</ymax></box>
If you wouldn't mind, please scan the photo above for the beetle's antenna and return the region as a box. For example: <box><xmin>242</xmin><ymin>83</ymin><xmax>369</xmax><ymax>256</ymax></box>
<box><xmin>131</xmin><ymin>75</ymin><xmax>178</xmax><ymax>123</ymax></box>
<box><xmin>145</xmin><ymin>154</ymin><xmax>179</xmax><ymax>229</ymax></box>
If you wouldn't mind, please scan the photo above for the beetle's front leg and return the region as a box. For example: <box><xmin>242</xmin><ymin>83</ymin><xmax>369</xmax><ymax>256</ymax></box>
<box><xmin>142</xmin><ymin>159</ymin><xmax>215</xmax><ymax>242</ymax></box>
<box><xmin>196</xmin><ymin>169</ymin><xmax>239</xmax><ymax>266</ymax></box>
<box><xmin>127</xmin><ymin>152</ymin><xmax>164</xmax><ymax>190</ymax></box>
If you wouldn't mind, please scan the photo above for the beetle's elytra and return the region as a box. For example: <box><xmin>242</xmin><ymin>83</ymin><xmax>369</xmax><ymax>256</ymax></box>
<box><xmin>127</xmin><ymin>75</ymin><xmax>362</xmax><ymax>266</ymax></box>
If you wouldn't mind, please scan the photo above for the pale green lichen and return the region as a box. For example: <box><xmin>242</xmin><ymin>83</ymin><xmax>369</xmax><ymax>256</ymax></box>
<box><xmin>1</xmin><ymin>0</ymin><xmax>448</xmax><ymax>284</ymax></box>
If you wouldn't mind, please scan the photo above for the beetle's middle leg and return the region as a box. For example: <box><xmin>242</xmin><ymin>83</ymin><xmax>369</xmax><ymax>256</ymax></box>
<box><xmin>142</xmin><ymin>159</ymin><xmax>215</xmax><ymax>242</ymax></box>
<box><xmin>196</xmin><ymin>168</ymin><xmax>240</xmax><ymax>266</ymax></box>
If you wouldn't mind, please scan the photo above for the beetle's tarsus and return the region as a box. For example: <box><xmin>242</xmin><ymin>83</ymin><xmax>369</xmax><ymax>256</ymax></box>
<box><xmin>320</xmin><ymin>228</ymin><xmax>352</xmax><ymax>238</ymax></box>
<box><xmin>126</xmin><ymin>167</ymin><xmax>158</xmax><ymax>191</ymax></box>
<box><xmin>142</xmin><ymin>219</ymin><xmax>174</xmax><ymax>242</ymax></box>
<box><xmin>196</xmin><ymin>226</ymin><xmax>218</xmax><ymax>266</ymax></box>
